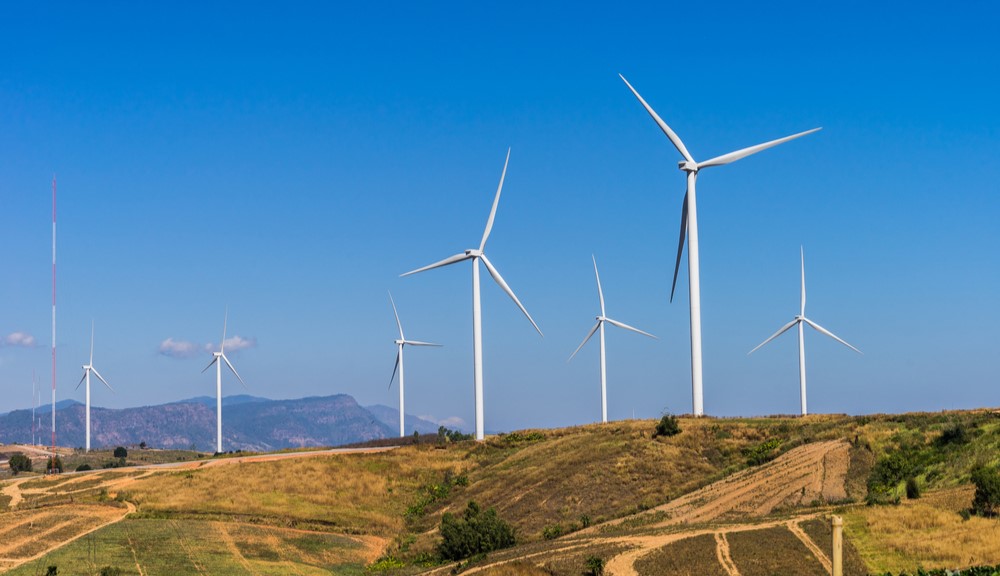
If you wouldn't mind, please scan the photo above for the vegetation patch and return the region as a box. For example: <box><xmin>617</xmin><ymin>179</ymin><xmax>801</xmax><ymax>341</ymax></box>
<box><xmin>727</xmin><ymin>526</ymin><xmax>827</xmax><ymax>576</ymax></box>
<box><xmin>439</xmin><ymin>501</ymin><xmax>516</xmax><ymax>561</ymax></box>
<box><xmin>634</xmin><ymin>534</ymin><xmax>726</xmax><ymax>576</ymax></box>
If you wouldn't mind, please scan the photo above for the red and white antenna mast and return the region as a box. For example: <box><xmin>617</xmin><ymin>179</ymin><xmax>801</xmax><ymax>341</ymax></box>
<box><xmin>51</xmin><ymin>175</ymin><xmax>57</xmax><ymax>464</ymax></box>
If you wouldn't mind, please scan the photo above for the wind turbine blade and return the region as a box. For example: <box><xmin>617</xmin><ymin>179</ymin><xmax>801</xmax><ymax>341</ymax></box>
<box><xmin>800</xmin><ymin>246</ymin><xmax>806</xmax><ymax>316</ymax></box>
<box><xmin>568</xmin><ymin>321</ymin><xmax>601</xmax><ymax>362</ymax></box>
<box><xmin>670</xmin><ymin>191</ymin><xmax>688</xmax><ymax>303</ymax></box>
<box><xmin>75</xmin><ymin>371</ymin><xmax>87</xmax><ymax>391</ymax></box>
<box><xmin>388</xmin><ymin>291</ymin><xmax>404</xmax><ymax>340</ymax></box>
<box><xmin>592</xmin><ymin>255</ymin><xmax>606</xmax><ymax>316</ymax></box>
<box><xmin>222</xmin><ymin>354</ymin><xmax>248</xmax><ymax>388</ymax></box>
<box><xmin>400</xmin><ymin>252</ymin><xmax>472</xmax><ymax>277</ymax></box>
<box><xmin>697</xmin><ymin>128</ymin><xmax>821</xmax><ymax>169</ymax></box>
<box><xmin>91</xmin><ymin>367</ymin><xmax>114</xmax><ymax>392</ymax></box>
<box><xmin>480</xmin><ymin>254</ymin><xmax>543</xmax><ymax>337</ymax></box>
<box><xmin>388</xmin><ymin>350</ymin><xmax>400</xmax><ymax>390</ymax></box>
<box><xmin>403</xmin><ymin>340</ymin><xmax>442</xmax><ymax>347</ymax></box>
<box><xmin>201</xmin><ymin>357</ymin><xmax>219</xmax><ymax>373</ymax></box>
<box><xmin>802</xmin><ymin>317</ymin><xmax>863</xmax><ymax>354</ymax></box>
<box><xmin>480</xmin><ymin>148</ymin><xmax>510</xmax><ymax>251</ymax></box>
<box><xmin>748</xmin><ymin>319</ymin><xmax>799</xmax><ymax>355</ymax></box>
<box><xmin>604</xmin><ymin>317</ymin><xmax>657</xmax><ymax>339</ymax></box>
<box><xmin>618</xmin><ymin>74</ymin><xmax>694</xmax><ymax>163</ymax></box>
<box><xmin>221</xmin><ymin>307</ymin><xmax>228</xmax><ymax>354</ymax></box>
<box><xmin>90</xmin><ymin>320</ymin><xmax>95</xmax><ymax>365</ymax></box>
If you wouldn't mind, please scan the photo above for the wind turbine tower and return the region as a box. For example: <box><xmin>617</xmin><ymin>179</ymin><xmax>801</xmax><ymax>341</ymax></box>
<box><xmin>402</xmin><ymin>149</ymin><xmax>543</xmax><ymax>441</ymax></box>
<box><xmin>748</xmin><ymin>247</ymin><xmax>862</xmax><ymax>415</ymax></box>
<box><xmin>76</xmin><ymin>322</ymin><xmax>114</xmax><ymax>451</ymax></box>
<box><xmin>568</xmin><ymin>256</ymin><xmax>657</xmax><ymax>423</ymax></box>
<box><xmin>388</xmin><ymin>292</ymin><xmax>441</xmax><ymax>438</ymax></box>
<box><xmin>620</xmin><ymin>75</ymin><xmax>820</xmax><ymax>416</ymax></box>
<box><xmin>201</xmin><ymin>309</ymin><xmax>248</xmax><ymax>453</ymax></box>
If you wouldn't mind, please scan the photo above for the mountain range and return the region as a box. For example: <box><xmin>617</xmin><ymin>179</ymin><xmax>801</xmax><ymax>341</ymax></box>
<box><xmin>0</xmin><ymin>394</ymin><xmax>442</xmax><ymax>451</ymax></box>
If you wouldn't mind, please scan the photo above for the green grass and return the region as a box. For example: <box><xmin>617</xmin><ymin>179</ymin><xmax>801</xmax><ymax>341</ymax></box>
<box><xmin>3</xmin><ymin>518</ymin><xmax>370</xmax><ymax>576</ymax></box>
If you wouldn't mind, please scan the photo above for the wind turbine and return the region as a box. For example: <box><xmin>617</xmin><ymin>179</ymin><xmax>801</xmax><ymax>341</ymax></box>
<box><xmin>620</xmin><ymin>74</ymin><xmax>820</xmax><ymax>416</ymax></box>
<box><xmin>75</xmin><ymin>321</ymin><xmax>113</xmax><ymax>452</ymax></box>
<box><xmin>201</xmin><ymin>309</ymin><xmax>247</xmax><ymax>453</ymax></box>
<box><xmin>387</xmin><ymin>292</ymin><xmax>441</xmax><ymax>438</ymax></box>
<box><xmin>568</xmin><ymin>256</ymin><xmax>657</xmax><ymax>423</ymax></box>
<box><xmin>401</xmin><ymin>149</ymin><xmax>542</xmax><ymax>441</ymax></box>
<box><xmin>748</xmin><ymin>247</ymin><xmax>862</xmax><ymax>415</ymax></box>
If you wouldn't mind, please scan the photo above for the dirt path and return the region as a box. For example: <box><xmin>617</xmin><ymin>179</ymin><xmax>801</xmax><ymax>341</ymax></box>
<box><xmin>788</xmin><ymin>519</ymin><xmax>832</xmax><ymax>574</ymax></box>
<box><xmin>0</xmin><ymin>502</ymin><xmax>135</xmax><ymax>572</ymax></box>
<box><xmin>714</xmin><ymin>532</ymin><xmax>740</xmax><ymax>576</ymax></box>
<box><xmin>1</xmin><ymin>478</ymin><xmax>27</xmax><ymax>508</ymax></box>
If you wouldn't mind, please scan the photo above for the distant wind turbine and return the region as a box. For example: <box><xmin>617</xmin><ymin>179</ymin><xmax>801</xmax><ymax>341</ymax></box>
<box><xmin>401</xmin><ymin>149</ymin><xmax>542</xmax><ymax>441</ymax></box>
<box><xmin>568</xmin><ymin>256</ymin><xmax>657</xmax><ymax>423</ymax></box>
<box><xmin>748</xmin><ymin>247</ymin><xmax>862</xmax><ymax>415</ymax></box>
<box><xmin>75</xmin><ymin>321</ymin><xmax>114</xmax><ymax>452</ymax></box>
<box><xmin>388</xmin><ymin>291</ymin><xmax>441</xmax><ymax>438</ymax></box>
<box><xmin>201</xmin><ymin>309</ymin><xmax>247</xmax><ymax>453</ymax></box>
<box><xmin>620</xmin><ymin>74</ymin><xmax>820</xmax><ymax>416</ymax></box>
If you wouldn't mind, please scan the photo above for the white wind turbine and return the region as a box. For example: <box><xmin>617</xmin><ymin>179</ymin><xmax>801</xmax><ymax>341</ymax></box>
<box><xmin>201</xmin><ymin>309</ymin><xmax>247</xmax><ymax>453</ymax></box>
<box><xmin>620</xmin><ymin>74</ymin><xmax>820</xmax><ymax>416</ymax></box>
<box><xmin>401</xmin><ymin>149</ymin><xmax>543</xmax><ymax>441</ymax></box>
<box><xmin>75</xmin><ymin>321</ymin><xmax>113</xmax><ymax>452</ymax></box>
<box><xmin>748</xmin><ymin>247</ymin><xmax>862</xmax><ymax>415</ymax></box>
<box><xmin>388</xmin><ymin>291</ymin><xmax>441</xmax><ymax>438</ymax></box>
<box><xmin>569</xmin><ymin>256</ymin><xmax>657</xmax><ymax>423</ymax></box>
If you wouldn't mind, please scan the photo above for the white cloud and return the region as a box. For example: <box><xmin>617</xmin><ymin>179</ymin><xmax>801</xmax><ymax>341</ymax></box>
<box><xmin>420</xmin><ymin>415</ymin><xmax>466</xmax><ymax>431</ymax></box>
<box><xmin>158</xmin><ymin>338</ymin><xmax>201</xmax><ymax>358</ymax></box>
<box><xmin>3</xmin><ymin>332</ymin><xmax>37</xmax><ymax>347</ymax></box>
<box><xmin>205</xmin><ymin>335</ymin><xmax>257</xmax><ymax>353</ymax></box>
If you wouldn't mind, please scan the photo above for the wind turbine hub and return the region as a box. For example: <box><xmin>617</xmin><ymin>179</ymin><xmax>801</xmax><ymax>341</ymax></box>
<box><xmin>678</xmin><ymin>160</ymin><xmax>699</xmax><ymax>173</ymax></box>
<box><xmin>395</xmin><ymin>339</ymin><xmax>405</xmax><ymax>345</ymax></box>
<box><xmin>465</xmin><ymin>249</ymin><xmax>482</xmax><ymax>257</ymax></box>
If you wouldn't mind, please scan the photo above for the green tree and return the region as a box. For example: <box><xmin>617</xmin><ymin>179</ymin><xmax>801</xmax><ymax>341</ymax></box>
<box><xmin>46</xmin><ymin>456</ymin><xmax>63</xmax><ymax>474</ymax></box>
<box><xmin>652</xmin><ymin>413</ymin><xmax>680</xmax><ymax>438</ymax></box>
<box><xmin>8</xmin><ymin>453</ymin><xmax>32</xmax><ymax>475</ymax></box>
<box><xmin>113</xmin><ymin>446</ymin><xmax>128</xmax><ymax>458</ymax></box>
<box><xmin>971</xmin><ymin>466</ymin><xmax>1000</xmax><ymax>517</ymax></box>
<box><xmin>438</xmin><ymin>501</ymin><xmax>515</xmax><ymax>561</ymax></box>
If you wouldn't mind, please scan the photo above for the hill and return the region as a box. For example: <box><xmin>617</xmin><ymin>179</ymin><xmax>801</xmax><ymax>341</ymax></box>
<box><xmin>365</xmin><ymin>404</ymin><xmax>443</xmax><ymax>435</ymax></box>
<box><xmin>1</xmin><ymin>409</ymin><xmax>999</xmax><ymax>575</ymax></box>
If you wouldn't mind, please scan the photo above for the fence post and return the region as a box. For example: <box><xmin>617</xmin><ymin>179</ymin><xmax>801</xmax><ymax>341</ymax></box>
<box><xmin>832</xmin><ymin>515</ymin><xmax>843</xmax><ymax>576</ymax></box>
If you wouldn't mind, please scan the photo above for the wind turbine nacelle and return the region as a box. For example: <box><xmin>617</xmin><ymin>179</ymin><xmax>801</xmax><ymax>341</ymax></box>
<box><xmin>678</xmin><ymin>160</ymin><xmax>698</xmax><ymax>173</ymax></box>
<box><xmin>394</xmin><ymin>339</ymin><xmax>405</xmax><ymax>345</ymax></box>
<box><xmin>465</xmin><ymin>249</ymin><xmax>483</xmax><ymax>257</ymax></box>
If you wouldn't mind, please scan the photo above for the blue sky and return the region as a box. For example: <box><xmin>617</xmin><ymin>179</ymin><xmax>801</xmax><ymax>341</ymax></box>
<box><xmin>1</xmin><ymin>2</ymin><xmax>998</xmax><ymax>431</ymax></box>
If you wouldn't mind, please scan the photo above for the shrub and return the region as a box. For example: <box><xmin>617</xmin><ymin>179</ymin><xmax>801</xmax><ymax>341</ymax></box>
<box><xmin>905</xmin><ymin>477</ymin><xmax>921</xmax><ymax>499</ymax></box>
<box><xmin>584</xmin><ymin>556</ymin><xmax>605</xmax><ymax>576</ymax></box>
<box><xmin>139</xmin><ymin>441</ymin><xmax>147</xmax><ymax>449</ymax></box>
<box><xmin>743</xmin><ymin>438</ymin><xmax>782</xmax><ymax>466</ymax></box>
<box><xmin>8</xmin><ymin>453</ymin><xmax>32</xmax><ymax>475</ymax></box>
<box><xmin>46</xmin><ymin>456</ymin><xmax>63</xmax><ymax>474</ymax></box>
<box><xmin>971</xmin><ymin>466</ymin><xmax>1000</xmax><ymax>517</ymax></box>
<box><xmin>542</xmin><ymin>523</ymin><xmax>563</xmax><ymax>540</ymax></box>
<box><xmin>652</xmin><ymin>413</ymin><xmax>681</xmax><ymax>438</ymax></box>
<box><xmin>579</xmin><ymin>514</ymin><xmax>591</xmax><ymax>528</ymax></box>
<box><xmin>76</xmin><ymin>464</ymin><xmax>92</xmax><ymax>472</ymax></box>
<box><xmin>46</xmin><ymin>567</ymin><xmax>58</xmax><ymax>576</ymax></box>
<box><xmin>935</xmin><ymin>423</ymin><xmax>970</xmax><ymax>446</ymax></box>
<box><xmin>438</xmin><ymin>501</ymin><xmax>515</xmax><ymax>561</ymax></box>
<box><xmin>99</xmin><ymin>568</ymin><xmax>122</xmax><ymax>576</ymax></box>
<box><xmin>437</xmin><ymin>426</ymin><xmax>473</xmax><ymax>443</ymax></box>
<box><xmin>113</xmin><ymin>446</ymin><xmax>128</xmax><ymax>458</ymax></box>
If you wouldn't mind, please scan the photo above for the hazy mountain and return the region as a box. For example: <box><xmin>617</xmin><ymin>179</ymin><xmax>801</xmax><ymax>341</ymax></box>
<box><xmin>0</xmin><ymin>394</ymin><xmax>395</xmax><ymax>452</ymax></box>
<box><xmin>365</xmin><ymin>404</ymin><xmax>442</xmax><ymax>435</ymax></box>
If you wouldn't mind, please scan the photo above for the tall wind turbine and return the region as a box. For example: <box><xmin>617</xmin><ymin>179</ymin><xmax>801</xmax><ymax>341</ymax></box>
<box><xmin>620</xmin><ymin>74</ymin><xmax>820</xmax><ymax>416</ymax></box>
<box><xmin>75</xmin><ymin>321</ymin><xmax>114</xmax><ymax>452</ymax></box>
<box><xmin>568</xmin><ymin>256</ymin><xmax>657</xmax><ymax>423</ymax></box>
<box><xmin>388</xmin><ymin>292</ymin><xmax>441</xmax><ymax>438</ymax></box>
<box><xmin>401</xmin><ymin>149</ymin><xmax>543</xmax><ymax>441</ymax></box>
<box><xmin>748</xmin><ymin>247</ymin><xmax>862</xmax><ymax>415</ymax></box>
<box><xmin>201</xmin><ymin>309</ymin><xmax>247</xmax><ymax>453</ymax></box>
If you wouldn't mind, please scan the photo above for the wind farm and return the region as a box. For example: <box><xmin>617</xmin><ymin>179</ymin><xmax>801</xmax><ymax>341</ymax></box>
<box><xmin>2</xmin><ymin>3</ymin><xmax>999</xmax><ymax>576</ymax></box>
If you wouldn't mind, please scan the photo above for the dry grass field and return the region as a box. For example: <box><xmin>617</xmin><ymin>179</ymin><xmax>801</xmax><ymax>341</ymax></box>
<box><xmin>632</xmin><ymin>534</ymin><xmax>726</xmax><ymax>576</ymax></box>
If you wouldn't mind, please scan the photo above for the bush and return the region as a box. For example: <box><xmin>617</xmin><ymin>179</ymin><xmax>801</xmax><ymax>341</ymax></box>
<box><xmin>8</xmin><ymin>453</ymin><xmax>32</xmax><ymax>475</ymax></box>
<box><xmin>905</xmin><ymin>477</ymin><xmax>921</xmax><ymax>499</ymax></box>
<box><xmin>437</xmin><ymin>426</ymin><xmax>473</xmax><ymax>443</ymax></box>
<box><xmin>743</xmin><ymin>438</ymin><xmax>782</xmax><ymax>466</ymax></box>
<box><xmin>936</xmin><ymin>423</ymin><xmax>970</xmax><ymax>446</ymax></box>
<box><xmin>542</xmin><ymin>523</ymin><xmax>563</xmax><ymax>540</ymax></box>
<box><xmin>438</xmin><ymin>501</ymin><xmax>515</xmax><ymax>561</ymax></box>
<box><xmin>652</xmin><ymin>413</ymin><xmax>680</xmax><ymax>438</ymax></box>
<box><xmin>46</xmin><ymin>567</ymin><xmax>57</xmax><ymax>576</ymax></box>
<box><xmin>113</xmin><ymin>446</ymin><xmax>128</xmax><ymax>458</ymax></box>
<box><xmin>46</xmin><ymin>456</ymin><xmax>63</xmax><ymax>474</ymax></box>
<box><xmin>99</xmin><ymin>568</ymin><xmax>122</xmax><ymax>576</ymax></box>
<box><xmin>76</xmin><ymin>464</ymin><xmax>92</xmax><ymax>472</ymax></box>
<box><xmin>971</xmin><ymin>466</ymin><xmax>1000</xmax><ymax>517</ymax></box>
<box><xmin>584</xmin><ymin>556</ymin><xmax>605</xmax><ymax>576</ymax></box>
